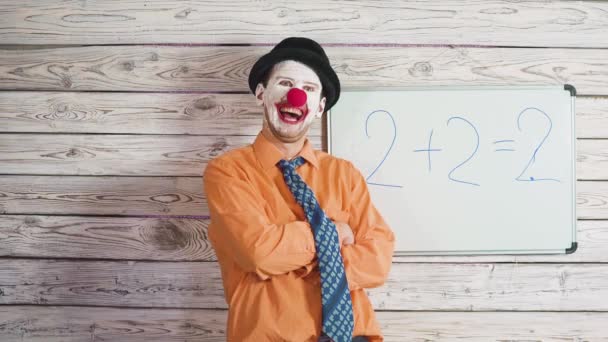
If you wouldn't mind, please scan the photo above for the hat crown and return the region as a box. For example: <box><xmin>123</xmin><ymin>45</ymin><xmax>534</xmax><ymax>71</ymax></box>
<box><xmin>271</xmin><ymin>37</ymin><xmax>329</xmax><ymax>63</ymax></box>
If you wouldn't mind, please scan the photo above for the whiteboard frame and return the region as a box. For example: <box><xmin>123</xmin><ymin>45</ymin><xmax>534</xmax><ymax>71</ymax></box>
<box><xmin>326</xmin><ymin>84</ymin><xmax>577</xmax><ymax>255</ymax></box>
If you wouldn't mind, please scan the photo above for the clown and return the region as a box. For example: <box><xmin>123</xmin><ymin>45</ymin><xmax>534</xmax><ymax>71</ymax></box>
<box><xmin>204</xmin><ymin>37</ymin><xmax>395</xmax><ymax>342</ymax></box>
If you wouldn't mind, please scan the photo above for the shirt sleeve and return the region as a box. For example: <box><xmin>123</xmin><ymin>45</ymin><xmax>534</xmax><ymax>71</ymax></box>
<box><xmin>341</xmin><ymin>161</ymin><xmax>396</xmax><ymax>291</ymax></box>
<box><xmin>203</xmin><ymin>159</ymin><xmax>317</xmax><ymax>281</ymax></box>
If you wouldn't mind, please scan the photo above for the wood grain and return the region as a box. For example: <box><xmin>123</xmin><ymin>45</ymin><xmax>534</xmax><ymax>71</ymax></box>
<box><xmin>0</xmin><ymin>215</ymin><xmax>213</xmax><ymax>261</ymax></box>
<box><xmin>0</xmin><ymin>134</ymin><xmax>600</xmax><ymax>178</ymax></box>
<box><xmin>0</xmin><ymin>134</ymin><xmax>259</xmax><ymax>176</ymax></box>
<box><xmin>1</xmin><ymin>46</ymin><xmax>608</xmax><ymax>94</ymax></box>
<box><xmin>0</xmin><ymin>175</ymin><xmax>208</xmax><ymax>216</ymax></box>
<box><xmin>0</xmin><ymin>91</ymin><xmax>322</xmax><ymax>136</ymax></box>
<box><xmin>2</xmin><ymin>1</ymin><xmax>608</xmax><ymax>47</ymax></box>
<box><xmin>0</xmin><ymin>306</ymin><xmax>227</xmax><ymax>342</ymax></box>
<box><xmin>0</xmin><ymin>260</ymin><xmax>607</xmax><ymax>311</ymax></box>
<box><xmin>0</xmin><ymin>177</ymin><xmax>605</xmax><ymax>218</ymax></box>
<box><xmin>0</xmin><ymin>92</ymin><xmax>604</xmax><ymax>137</ymax></box>
<box><xmin>0</xmin><ymin>215</ymin><xmax>605</xmax><ymax>263</ymax></box>
<box><xmin>577</xmin><ymin>140</ymin><xmax>608</xmax><ymax>180</ymax></box>
<box><xmin>576</xmin><ymin>96</ymin><xmax>608</xmax><ymax>138</ymax></box>
<box><xmin>1</xmin><ymin>306</ymin><xmax>607</xmax><ymax>341</ymax></box>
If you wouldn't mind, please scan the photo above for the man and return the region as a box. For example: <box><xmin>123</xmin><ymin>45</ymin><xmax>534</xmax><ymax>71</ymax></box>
<box><xmin>203</xmin><ymin>37</ymin><xmax>395</xmax><ymax>342</ymax></box>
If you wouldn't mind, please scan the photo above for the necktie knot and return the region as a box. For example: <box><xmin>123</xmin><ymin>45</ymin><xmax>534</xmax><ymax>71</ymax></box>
<box><xmin>278</xmin><ymin>156</ymin><xmax>306</xmax><ymax>172</ymax></box>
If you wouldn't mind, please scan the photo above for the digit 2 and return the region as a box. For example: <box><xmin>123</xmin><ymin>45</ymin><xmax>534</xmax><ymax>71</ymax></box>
<box><xmin>446</xmin><ymin>116</ymin><xmax>480</xmax><ymax>186</ymax></box>
<box><xmin>515</xmin><ymin>107</ymin><xmax>560</xmax><ymax>183</ymax></box>
<box><xmin>364</xmin><ymin>110</ymin><xmax>403</xmax><ymax>188</ymax></box>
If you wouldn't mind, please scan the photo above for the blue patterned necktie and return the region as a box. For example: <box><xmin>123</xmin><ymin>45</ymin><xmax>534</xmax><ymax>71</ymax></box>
<box><xmin>278</xmin><ymin>157</ymin><xmax>354</xmax><ymax>342</ymax></box>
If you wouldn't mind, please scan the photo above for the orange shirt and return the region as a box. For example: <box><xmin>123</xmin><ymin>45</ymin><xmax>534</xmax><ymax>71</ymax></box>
<box><xmin>203</xmin><ymin>131</ymin><xmax>395</xmax><ymax>341</ymax></box>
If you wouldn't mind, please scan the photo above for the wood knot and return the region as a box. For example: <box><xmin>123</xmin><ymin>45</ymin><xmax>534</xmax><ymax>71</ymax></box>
<box><xmin>24</xmin><ymin>216</ymin><xmax>40</xmax><ymax>226</ymax></box>
<box><xmin>194</xmin><ymin>97</ymin><xmax>216</xmax><ymax>111</ymax></box>
<box><xmin>56</xmin><ymin>103</ymin><xmax>68</xmax><ymax>113</ymax></box>
<box><xmin>277</xmin><ymin>8</ymin><xmax>288</xmax><ymax>18</ymax></box>
<box><xmin>123</xmin><ymin>61</ymin><xmax>135</xmax><ymax>71</ymax></box>
<box><xmin>149</xmin><ymin>221</ymin><xmax>189</xmax><ymax>251</ymax></box>
<box><xmin>175</xmin><ymin>8</ymin><xmax>194</xmax><ymax>19</ymax></box>
<box><xmin>66</xmin><ymin>148</ymin><xmax>83</xmax><ymax>158</ymax></box>
<box><xmin>185</xmin><ymin>96</ymin><xmax>223</xmax><ymax>119</ymax></box>
<box><xmin>209</xmin><ymin>138</ymin><xmax>228</xmax><ymax>157</ymax></box>
<box><xmin>61</xmin><ymin>76</ymin><xmax>73</xmax><ymax>88</ymax></box>
<box><xmin>408</xmin><ymin>62</ymin><xmax>433</xmax><ymax>77</ymax></box>
<box><xmin>151</xmin><ymin>194</ymin><xmax>181</xmax><ymax>204</ymax></box>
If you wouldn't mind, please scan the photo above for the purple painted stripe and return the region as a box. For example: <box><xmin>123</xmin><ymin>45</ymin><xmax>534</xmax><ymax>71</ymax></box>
<box><xmin>128</xmin><ymin>214</ymin><xmax>210</xmax><ymax>219</ymax></box>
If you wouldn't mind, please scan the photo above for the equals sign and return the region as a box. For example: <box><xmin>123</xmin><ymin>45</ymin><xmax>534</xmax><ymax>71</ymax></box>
<box><xmin>494</xmin><ymin>139</ymin><xmax>515</xmax><ymax>152</ymax></box>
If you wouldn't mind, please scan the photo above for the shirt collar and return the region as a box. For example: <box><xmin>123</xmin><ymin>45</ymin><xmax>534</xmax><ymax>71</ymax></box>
<box><xmin>253</xmin><ymin>131</ymin><xmax>319</xmax><ymax>171</ymax></box>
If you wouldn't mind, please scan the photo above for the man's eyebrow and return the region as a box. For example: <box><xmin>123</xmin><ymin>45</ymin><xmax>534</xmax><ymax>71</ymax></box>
<box><xmin>274</xmin><ymin>76</ymin><xmax>320</xmax><ymax>88</ymax></box>
<box><xmin>303</xmin><ymin>81</ymin><xmax>321</xmax><ymax>88</ymax></box>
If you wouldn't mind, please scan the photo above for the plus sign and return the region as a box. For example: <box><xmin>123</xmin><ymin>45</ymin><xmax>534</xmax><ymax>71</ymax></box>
<box><xmin>414</xmin><ymin>129</ymin><xmax>442</xmax><ymax>172</ymax></box>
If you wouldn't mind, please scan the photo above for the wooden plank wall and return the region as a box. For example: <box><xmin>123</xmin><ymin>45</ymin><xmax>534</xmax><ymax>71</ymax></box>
<box><xmin>1</xmin><ymin>1</ymin><xmax>608</xmax><ymax>341</ymax></box>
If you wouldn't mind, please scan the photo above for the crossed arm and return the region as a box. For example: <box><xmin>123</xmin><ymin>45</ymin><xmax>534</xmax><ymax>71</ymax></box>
<box><xmin>204</xmin><ymin>159</ymin><xmax>316</xmax><ymax>280</ymax></box>
<box><xmin>303</xmin><ymin>161</ymin><xmax>395</xmax><ymax>291</ymax></box>
<box><xmin>203</xmin><ymin>159</ymin><xmax>395</xmax><ymax>289</ymax></box>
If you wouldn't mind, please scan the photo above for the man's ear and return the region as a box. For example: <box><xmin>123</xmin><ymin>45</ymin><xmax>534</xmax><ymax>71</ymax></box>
<box><xmin>316</xmin><ymin>96</ymin><xmax>327</xmax><ymax>118</ymax></box>
<box><xmin>255</xmin><ymin>83</ymin><xmax>265</xmax><ymax>106</ymax></box>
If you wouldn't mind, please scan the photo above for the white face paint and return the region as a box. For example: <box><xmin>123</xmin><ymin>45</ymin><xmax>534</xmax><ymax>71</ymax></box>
<box><xmin>256</xmin><ymin>60</ymin><xmax>326</xmax><ymax>143</ymax></box>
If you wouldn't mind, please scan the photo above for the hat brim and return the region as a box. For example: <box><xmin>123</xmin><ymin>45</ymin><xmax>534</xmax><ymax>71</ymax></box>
<box><xmin>248</xmin><ymin>48</ymin><xmax>340</xmax><ymax>111</ymax></box>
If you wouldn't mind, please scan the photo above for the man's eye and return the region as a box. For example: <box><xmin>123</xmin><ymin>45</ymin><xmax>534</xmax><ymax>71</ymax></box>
<box><xmin>304</xmin><ymin>86</ymin><xmax>315</xmax><ymax>92</ymax></box>
<box><xmin>279</xmin><ymin>80</ymin><xmax>292</xmax><ymax>86</ymax></box>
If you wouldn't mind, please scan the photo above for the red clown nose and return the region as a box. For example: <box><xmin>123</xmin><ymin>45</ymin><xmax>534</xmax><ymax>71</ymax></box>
<box><xmin>286</xmin><ymin>88</ymin><xmax>307</xmax><ymax>107</ymax></box>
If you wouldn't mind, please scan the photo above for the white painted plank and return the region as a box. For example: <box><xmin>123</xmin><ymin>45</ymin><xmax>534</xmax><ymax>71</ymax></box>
<box><xmin>0</xmin><ymin>216</ymin><xmax>605</xmax><ymax>263</ymax></box>
<box><xmin>0</xmin><ymin>134</ymin><xmax>603</xmax><ymax>179</ymax></box>
<box><xmin>0</xmin><ymin>92</ymin><xmax>321</xmax><ymax>136</ymax></box>
<box><xmin>0</xmin><ymin>175</ymin><xmax>608</xmax><ymax>219</ymax></box>
<box><xmin>1</xmin><ymin>307</ymin><xmax>607</xmax><ymax>341</ymax></box>
<box><xmin>0</xmin><ymin>177</ymin><xmax>605</xmax><ymax>218</ymax></box>
<box><xmin>0</xmin><ymin>92</ymin><xmax>605</xmax><ymax>138</ymax></box>
<box><xmin>0</xmin><ymin>260</ymin><xmax>607</xmax><ymax>311</ymax></box>
<box><xmin>1</xmin><ymin>46</ymin><xmax>607</xmax><ymax>95</ymax></box>
<box><xmin>2</xmin><ymin>1</ymin><xmax>607</xmax><ymax>47</ymax></box>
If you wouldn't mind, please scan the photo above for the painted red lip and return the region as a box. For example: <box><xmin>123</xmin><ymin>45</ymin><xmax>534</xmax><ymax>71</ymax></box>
<box><xmin>275</xmin><ymin>103</ymin><xmax>309</xmax><ymax>125</ymax></box>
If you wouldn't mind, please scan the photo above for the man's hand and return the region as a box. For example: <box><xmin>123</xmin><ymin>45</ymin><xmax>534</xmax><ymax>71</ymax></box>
<box><xmin>334</xmin><ymin>221</ymin><xmax>355</xmax><ymax>246</ymax></box>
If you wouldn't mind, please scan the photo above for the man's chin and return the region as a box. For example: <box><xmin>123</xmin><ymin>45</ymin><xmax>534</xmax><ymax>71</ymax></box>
<box><xmin>263</xmin><ymin>113</ymin><xmax>311</xmax><ymax>143</ymax></box>
<box><xmin>271</xmin><ymin>126</ymin><xmax>307</xmax><ymax>143</ymax></box>
<box><xmin>274</xmin><ymin>131</ymin><xmax>304</xmax><ymax>143</ymax></box>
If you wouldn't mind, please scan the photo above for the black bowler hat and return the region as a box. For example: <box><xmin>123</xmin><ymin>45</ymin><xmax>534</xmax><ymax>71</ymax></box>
<box><xmin>248</xmin><ymin>37</ymin><xmax>341</xmax><ymax>111</ymax></box>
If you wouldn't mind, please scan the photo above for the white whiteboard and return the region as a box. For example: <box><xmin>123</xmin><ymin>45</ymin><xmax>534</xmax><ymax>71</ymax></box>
<box><xmin>328</xmin><ymin>85</ymin><xmax>577</xmax><ymax>255</ymax></box>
